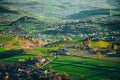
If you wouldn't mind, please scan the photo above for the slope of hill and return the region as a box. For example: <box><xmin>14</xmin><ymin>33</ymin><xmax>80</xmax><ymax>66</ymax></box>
<box><xmin>66</xmin><ymin>9</ymin><xmax>120</xmax><ymax>19</ymax></box>
<box><xmin>0</xmin><ymin>4</ymin><xmax>18</xmax><ymax>14</ymax></box>
<box><xmin>40</xmin><ymin>15</ymin><xmax>120</xmax><ymax>41</ymax></box>
<box><xmin>0</xmin><ymin>0</ymin><xmax>120</xmax><ymax>40</ymax></box>
<box><xmin>0</xmin><ymin>34</ymin><xmax>43</xmax><ymax>50</ymax></box>
<box><xmin>0</xmin><ymin>13</ymin><xmax>120</xmax><ymax>40</ymax></box>
<box><xmin>1</xmin><ymin>16</ymin><xmax>52</xmax><ymax>38</ymax></box>
<box><xmin>1</xmin><ymin>0</ymin><xmax>119</xmax><ymax>18</ymax></box>
<box><xmin>0</xmin><ymin>4</ymin><xmax>27</xmax><ymax>25</ymax></box>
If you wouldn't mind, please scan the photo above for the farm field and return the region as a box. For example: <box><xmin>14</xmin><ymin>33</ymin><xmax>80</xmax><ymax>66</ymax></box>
<box><xmin>43</xmin><ymin>55</ymin><xmax>120</xmax><ymax>80</ymax></box>
<box><xmin>0</xmin><ymin>51</ymin><xmax>120</xmax><ymax>80</ymax></box>
<box><xmin>0</xmin><ymin>35</ymin><xmax>120</xmax><ymax>80</ymax></box>
<box><xmin>0</xmin><ymin>0</ymin><xmax>120</xmax><ymax>80</ymax></box>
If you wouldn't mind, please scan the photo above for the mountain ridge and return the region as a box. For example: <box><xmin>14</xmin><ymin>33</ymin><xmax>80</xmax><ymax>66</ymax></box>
<box><xmin>66</xmin><ymin>8</ymin><xmax>120</xmax><ymax>19</ymax></box>
<box><xmin>1</xmin><ymin>0</ymin><xmax>119</xmax><ymax>18</ymax></box>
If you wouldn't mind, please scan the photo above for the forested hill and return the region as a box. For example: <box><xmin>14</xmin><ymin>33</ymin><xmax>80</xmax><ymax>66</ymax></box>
<box><xmin>0</xmin><ymin>4</ymin><xmax>27</xmax><ymax>25</ymax></box>
<box><xmin>66</xmin><ymin>9</ymin><xmax>120</xmax><ymax>19</ymax></box>
<box><xmin>0</xmin><ymin>0</ymin><xmax>120</xmax><ymax>39</ymax></box>
<box><xmin>1</xmin><ymin>16</ymin><xmax>51</xmax><ymax>38</ymax></box>
<box><xmin>1</xmin><ymin>0</ymin><xmax>119</xmax><ymax>18</ymax></box>
<box><xmin>0</xmin><ymin>4</ymin><xmax>18</xmax><ymax>14</ymax></box>
<box><xmin>1</xmin><ymin>14</ymin><xmax>120</xmax><ymax>39</ymax></box>
<box><xmin>10</xmin><ymin>16</ymin><xmax>38</xmax><ymax>26</ymax></box>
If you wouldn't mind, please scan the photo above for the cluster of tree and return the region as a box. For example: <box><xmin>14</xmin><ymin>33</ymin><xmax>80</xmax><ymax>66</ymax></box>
<box><xmin>1</xmin><ymin>14</ymin><xmax>120</xmax><ymax>41</ymax></box>
<box><xmin>0</xmin><ymin>49</ymin><xmax>24</xmax><ymax>59</ymax></box>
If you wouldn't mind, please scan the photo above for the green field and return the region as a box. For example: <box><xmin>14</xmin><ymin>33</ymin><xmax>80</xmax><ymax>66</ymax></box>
<box><xmin>0</xmin><ymin>48</ymin><xmax>120</xmax><ymax>80</ymax></box>
<box><xmin>0</xmin><ymin>35</ymin><xmax>13</xmax><ymax>43</ymax></box>
<box><xmin>0</xmin><ymin>47</ymin><xmax>6</xmax><ymax>52</ymax></box>
<box><xmin>0</xmin><ymin>49</ymin><xmax>52</xmax><ymax>62</ymax></box>
<box><xmin>43</xmin><ymin>56</ymin><xmax>120</xmax><ymax>80</ymax></box>
<box><xmin>91</xmin><ymin>41</ymin><xmax>110</xmax><ymax>48</ymax></box>
<box><xmin>0</xmin><ymin>54</ymin><xmax>36</xmax><ymax>62</ymax></box>
<box><xmin>0</xmin><ymin>35</ymin><xmax>120</xmax><ymax>80</ymax></box>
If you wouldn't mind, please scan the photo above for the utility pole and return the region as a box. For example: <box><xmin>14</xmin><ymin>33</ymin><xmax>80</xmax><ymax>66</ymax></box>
<box><xmin>109</xmin><ymin>9</ymin><xmax>112</xmax><ymax>17</ymax></box>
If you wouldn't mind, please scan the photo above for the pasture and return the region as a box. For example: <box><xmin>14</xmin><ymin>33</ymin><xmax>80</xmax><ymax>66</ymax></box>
<box><xmin>43</xmin><ymin>55</ymin><xmax>120</xmax><ymax>80</ymax></box>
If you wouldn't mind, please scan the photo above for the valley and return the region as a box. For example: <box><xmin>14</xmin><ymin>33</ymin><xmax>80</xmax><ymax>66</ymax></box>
<box><xmin>0</xmin><ymin>0</ymin><xmax>120</xmax><ymax>80</ymax></box>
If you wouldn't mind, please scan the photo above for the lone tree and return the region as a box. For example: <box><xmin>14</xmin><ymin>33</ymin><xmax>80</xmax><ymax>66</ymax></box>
<box><xmin>111</xmin><ymin>43</ymin><xmax>115</xmax><ymax>50</ymax></box>
<box><xmin>96</xmin><ymin>51</ymin><xmax>102</xmax><ymax>59</ymax></box>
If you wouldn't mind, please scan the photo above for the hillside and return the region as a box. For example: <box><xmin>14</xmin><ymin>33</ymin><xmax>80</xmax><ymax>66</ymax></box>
<box><xmin>1</xmin><ymin>16</ymin><xmax>52</xmax><ymax>38</ymax></box>
<box><xmin>0</xmin><ymin>0</ymin><xmax>120</xmax><ymax>40</ymax></box>
<box><xmin>66</xmin><ymin>9</ymin><xmax>120</xmax><ymax>19</ymax></box>
<box><xmin>0</xmin><ymin>0</ymin><xmax>120</xmax><ymax>80</ymax></box>
<box><xmin>0</xmin><ymin>14</ymin><xmax>120</xmax><ymax>40</ymax></box>
<box><xmin>0</xmin><ymin>34</ymin><xmax>43</xmax><ymax>50</ymax></box>
<box><xmin>0</xmin><ymin>4</ymin><xmax>19</xmax><ymax>14</ymax></box>
<box><xmin>0</xmin><ymin>4</ymin><xmax>26</xmax><ymax>22</ymax></box>
<box><xmin>1</xmin><ymin>0</ymin><xmax>119</xmax><ymax>18</ymax></box>
<box><xmin>42</xmin><ymin>15</ymin><xmax>120</xmax><ymax>37</ymax></box>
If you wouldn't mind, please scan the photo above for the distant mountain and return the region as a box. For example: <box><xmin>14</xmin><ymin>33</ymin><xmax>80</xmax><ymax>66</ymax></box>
<box><xmin>0</xmin><ymin>0</ymin><xmax>120</xmax><ymax>39</ymax></box>
<box><xmin>10</xmin><ymin>16</ymin><xmax>38</xmax><ymax>26</ymax></box>
<box><xmin>65</xmin><ymin>9</ymin><xmax>120</xmax><ymax>19</ymax></box>
<box><xmin>1</xmin><ymin>0</ymin><xmax>119</xmax><ymax>18</ymax></box>
<box><xmin>66</xmin><ymin>9</ymin><xmax>110</xmax><ymax>19</ymax></box>
<box><xmin>1</xmin><ymin>16</ymin><xmax>51</xmax><ymax>38</ymax></box>
<box><xmin>109</xmin><ymin>0</ymin><xmax>120</xmax><ymax>8</ymax></box>
<box><xmin>66</xmin><ymin>9</ymin><xmax>120</xmax><ymax>19</ymax></box>
<box><xmin>0</xmin><ymin>4</ymin><xmax>28</xmax><ymax>25</ymax></box>
<box><xmin>0</xmin><ymin>4</ymin><xmax>18</xmax><ymax>14</ymax></box>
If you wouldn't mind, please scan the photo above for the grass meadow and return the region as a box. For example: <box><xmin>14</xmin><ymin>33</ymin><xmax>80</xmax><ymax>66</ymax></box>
<box><xmin>43</xmin><ymin>55</ymin><xmax>120</xmax><ymax>80</ymax></box>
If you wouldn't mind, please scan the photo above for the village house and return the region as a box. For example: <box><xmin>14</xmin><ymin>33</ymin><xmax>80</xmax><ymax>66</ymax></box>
<box><xmin>55</xmin><ymin>48</ymin><xmax>70</xmax><ymax>56</ymax></box>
